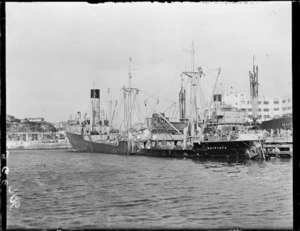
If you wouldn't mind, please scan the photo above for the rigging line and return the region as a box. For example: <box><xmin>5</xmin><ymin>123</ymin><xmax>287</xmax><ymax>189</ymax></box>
<box><xmin>119</xmin><ymin>94</ymin><xmax>127</xmax><ymax>130</ymax></box>
<box><xmin>175</xmin><ymin>102</ymin><xmax>180</xmax><ymax>120</ymax></box>
<box><xmin>173</xmin><ymin>102</ymin><xmax>179</xmax><ymax>118</ymax></box>
<box><xmin>157</xmin><ymin>119</ymin><xmax>175</xmax><ymax>141</ymax></box>
<box><xmin>141</xmin><ymin>90</ymin><xmax>177</xmax><ymax>104</ymax></box>
<box><xmin>132</xmin><ymin>101</ymin><xmax>140</xmax><ymax>125</ymax></box>
<box><xmin>145</xmin><ymin>109</ymin><xmax>153</xmax><ymax>119</ymax></box>
<box><xmin>133</xmin><ymin>94</ymin><xmax>141</xmax><ymax>124</ymax></box>
<box><xmin>135</xmin><ymin>96</ymin><xmax>143</xmax><ymax>123</ymax></box>
<box><xmin>135</xmin><ymin>96</ymin><xmax>144</xmax><ymax>124</ymax></box>
<box><xmin>163</xmin><ymin>101</ymin><xmax>177</xmax><ymax>114</ymax></box>
<box><xmin>194</xmin><ymin>52</ymin><xmax>217</xmax><ymax>76</ymax></box>
<box><xmin>198</xmin><ymin>82</ymin><xmax>206</xmax><ymax>109</ymax></box>
<box><xmin>144</xmin><ymin>75</ymin><xmax>182</xmax><ymax>101</ymax></box>
<box><xmin>126</xmin><ymin>91</ymin><xmax>138</xmax><ymax>128</ymax></box>
<box><xmin>171</xmin><ymin>103</ymin><xmax>178</xmax><ymax>120</ymax></box>
<box><xmin>166</xmin><ymin>103</ymin><xmax>176</xmax><ymax>119</ymax></box>
<box><xmin>144</xmin><ymin>99</ymin><xmax>154</xmax><ymax>119</ymax></box>
<box><xmin>112</xmin><ymin>92</ymin><xmax>123</xmax><ymax>125</ymax></box>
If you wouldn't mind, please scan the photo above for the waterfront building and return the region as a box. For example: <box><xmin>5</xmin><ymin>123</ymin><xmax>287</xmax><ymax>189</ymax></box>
<box><xmin>221</xmin><ymin>91</ymin><xmax>292</xmax><ymax>122</ymax></box>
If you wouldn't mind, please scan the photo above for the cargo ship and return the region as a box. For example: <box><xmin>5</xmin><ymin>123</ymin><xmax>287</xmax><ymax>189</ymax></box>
<box><xmin>66</xmin><ymin>47</ymin><xmax>266</xmax><ymax>159</ymax></box>
<box><xmin>66</xmin><ymin>58</ymin><xmax>141</xmax><ymax>155</ymax></box>
<box><xmin>134</xmin><ymin>44</ymin><xmax>265</xmax><ymax>160</ymax></box>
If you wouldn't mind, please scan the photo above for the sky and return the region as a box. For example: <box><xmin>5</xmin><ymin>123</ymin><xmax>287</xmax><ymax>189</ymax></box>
<box><xmin>6</xmin><ymin>2</ymin><xmax>292</xmax><ymax>123</ymax></box>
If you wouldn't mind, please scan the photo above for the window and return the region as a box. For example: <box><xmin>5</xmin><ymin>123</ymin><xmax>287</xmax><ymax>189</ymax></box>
<box><xmin>287</xmin><ymin>106</ymin><xmax>292</xmax><ymax>110</ymax></box>
<box><xmin>288</xmin><ymin>99</ymin><xmax>291</xmax><ymax>102</ymax></box>
<box><xmin>274</xmin><ymin>108</ymin><xmax>279</xmax><ymax>111</ymax></box>
<box><xmin>263</xmin><ymin>108</ymin><xmax>269</xmax><ymax>112</ymax></box>
<box><xmin>258</xmin><ymin>101</ymin><xmax>261</xmax><ymax>104</ymax></box>
<box><xmin>282</xmin><ymin>100</ymin><xmax>286</xmax><ymax>103</ymax></box>
<box><xmin>258</xmin><ymin>109</ymin><xmax>262</xmax><ymax>112</ymax></box>
<box><xmin>248</xmin><ymin>108</ymin><xmax>252</xmax><ymax>111</ymax></box>
<box><xmin>283</xmin><ymin>107</ymin><xmax>286</xmax><ymax>111</ymax></box>
<box><xmin>273</xmin><ymin>101</ymin><xmax>279</xmax><ymax>104</ymax></box>
<box><xmin>264</xmin><ymin>115</ymin><xmax>270</xmax><ymax>118</ymax></box>
<box><xmin>264</xmin><ymin>101</ymin><xmax>269</xmax><ymax>105</ymax></box>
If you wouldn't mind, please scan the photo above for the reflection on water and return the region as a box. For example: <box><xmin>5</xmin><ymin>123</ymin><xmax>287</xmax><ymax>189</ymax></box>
<box><xmin>7</xmin><ymin>150</ymin><xmax>292</xmax><ymax>229</ymax></box>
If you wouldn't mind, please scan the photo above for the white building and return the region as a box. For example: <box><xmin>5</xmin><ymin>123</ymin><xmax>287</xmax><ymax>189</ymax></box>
<box><xmin>221</xmin><ymin>91</ymin><xmax>292</xmax><ymax>121</ymax></box>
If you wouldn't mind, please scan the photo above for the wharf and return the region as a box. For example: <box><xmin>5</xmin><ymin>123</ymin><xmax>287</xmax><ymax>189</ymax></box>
<box><xmin>264</xmin><ymin>135</ymin><xmax>293</xmax><ymax>158</ymax></box>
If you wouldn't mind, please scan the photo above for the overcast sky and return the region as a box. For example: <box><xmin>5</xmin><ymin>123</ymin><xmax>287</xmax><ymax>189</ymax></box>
<box><xmin>6</xmin><ymin>2</ymin><xmax>292</xmax><ymax>123</ymax></box>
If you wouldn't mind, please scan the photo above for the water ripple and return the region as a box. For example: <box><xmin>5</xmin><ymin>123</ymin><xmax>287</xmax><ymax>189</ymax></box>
<box><xmin>7</xmin><ymin>150</ymin><xmax>292</xmax><ymax>229</ymax></box>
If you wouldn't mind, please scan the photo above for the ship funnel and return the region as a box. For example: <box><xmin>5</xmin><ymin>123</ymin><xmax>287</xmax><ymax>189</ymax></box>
<box><xmin>90</xmin><ymin>89</ymin><xmax>100</xmax><ymax>128</ymax></box>
<box><xmin>213</xmin><ymin>94</ymin><xmax>222</xmax><ymax>109</ymax></box>
<box><xmin>179</xmin><ymin>87</ymin><xmax>186</xmax><ymax>121</ymax></box>
<box><xmin>213</xmin><ymin>94</ymin><xmax>222</xmax><ymax>102</ymax></box>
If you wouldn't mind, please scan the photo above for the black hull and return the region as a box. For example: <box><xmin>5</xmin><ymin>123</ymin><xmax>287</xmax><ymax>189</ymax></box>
<box><xmin>135</xmin><ymin>149</ymin><xmax>195</xmax><ymax>158</ymax></box>
<box><xmin>258</xmin><ymin>116</ymin><xmax>292</xmax><ymax>131</ymax></box>
<box><xmin>193</xmin><ymin>140</ymin><xmax>262</xmax><ymax>159</ymax></box>
<box><xmin>66</xmin><ymin>132</ymin><xmax>263</xmax><ymax>160</ymax></box>
<box><xmin>136</xmin><ymin>140</ymin><xmax>262</xmax><ymax>160</ymax></box>
<box><xmin>66</xmin><ymin>132</ymin><xmax>129</xmax><ymax>155</ymax></box>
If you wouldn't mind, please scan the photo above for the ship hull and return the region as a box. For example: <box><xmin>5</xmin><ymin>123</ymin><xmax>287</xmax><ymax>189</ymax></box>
<box><xmin>135</xmin><ymin>148</ymin><xmax>195</xmax><ymax>158</ymax></box>
<box><xmin>66</xmin><ymin>132</ymin><xmax>129</xmax><ymax>155</ymax></box>
<box><xmin>66</xmin><ymin>132</ymin><xmax>263</xmax><ymax>160</ymax></box>
<box><xmin>192</xmin><ymin>140</ymin><xmax>263</xmax><ymax>159</ymax></box>
<box><xmin>259</xmin><ymin>116</ymin><xmax>292</xmax><ymax>131</ymax></box>
<box><xmin>135</xmin><ymin>140</ymin><xmax>263</xmax><ymax>159</ymax></box>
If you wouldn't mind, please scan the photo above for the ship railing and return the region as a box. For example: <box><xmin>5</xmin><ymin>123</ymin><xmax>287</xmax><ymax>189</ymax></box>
<box><xmin>266</xmin><ymin>135</ymin><xmax>293</xmax><ymax>143</ymax></box>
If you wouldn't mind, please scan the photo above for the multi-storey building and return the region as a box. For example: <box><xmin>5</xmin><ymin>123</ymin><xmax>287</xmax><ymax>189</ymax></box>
<box><xmin>221</xmin><ymin>91</ymin><xmax>292</xmax><ymax>121</ymax></box>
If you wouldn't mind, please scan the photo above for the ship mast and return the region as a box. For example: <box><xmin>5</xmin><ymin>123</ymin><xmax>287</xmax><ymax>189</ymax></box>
<box><xmin>122</xmin><ymin>57</ymin><xmax>139</xmax><ymax>134</ymax></box>
<box><xmin>249</xmin><ymin>55</ymin><xmax>259</xmax><ymax>122</ymax></box>
<box><xmin>179</xmin><ymin>74</ymin><xmax>186</xmax><ymax>122</ymax></box>
<box><xmin>182</xmin><ymin>41</ymin><xmax>204</xmax><ymax>139</ymax></box>
<box><xmin>128</xmin><ymin>57</ymin><xmax>132</xmax><ymax>129</ymax></box>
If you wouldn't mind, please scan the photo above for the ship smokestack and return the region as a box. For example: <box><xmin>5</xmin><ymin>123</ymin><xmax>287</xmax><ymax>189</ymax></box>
<box><xmin>90</xmin><ymin>89</ymin><xmax>100</xmax><ymax>129</ymax></box>
<box><xmin>179</xmin><ymin>87</ymin><xmax>186</xmax><ymax>121</ymax></box>
<box><xmin>213</xmin><ymin>94</ymin><xmax>222</xmax><ymax>108</ymax></box>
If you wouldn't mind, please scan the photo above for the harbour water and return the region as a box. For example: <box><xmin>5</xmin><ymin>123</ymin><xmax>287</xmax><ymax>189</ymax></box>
<box><xmin>7</xmin><ymin>150</ymin><xmax>292</xmax><ymax>229</ymax></box>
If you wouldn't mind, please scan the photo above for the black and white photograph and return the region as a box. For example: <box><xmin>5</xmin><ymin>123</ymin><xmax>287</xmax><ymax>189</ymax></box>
<box><xmin>2</xmin><ymin>1</ymin><xmax>293</xmax><ymax>229</ymax></box>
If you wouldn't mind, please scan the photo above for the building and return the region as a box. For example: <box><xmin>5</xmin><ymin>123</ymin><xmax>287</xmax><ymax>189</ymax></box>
<box><xmin>221</xmin><ymin>91</ymin><xmax>292</xmax><ymax>121</ymax></box>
